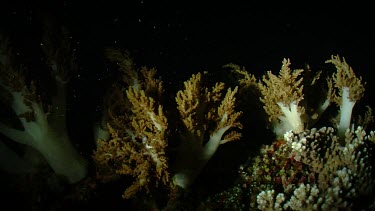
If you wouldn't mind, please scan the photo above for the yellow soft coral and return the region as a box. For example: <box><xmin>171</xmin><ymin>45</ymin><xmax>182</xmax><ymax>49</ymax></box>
<box><xmin>93</xmin><ymin>50</ymin><xmax>171</xmax><ymax>199</ymax></box>
<box><xmin>94</xmin><ymin>50</ymin><xmax>242</xmax><ymax>198</ymax></box>
<box><xmin>258</xmin><ymin>58</ymin><xmax>305</xmax><ymax>137</ymax></box>
<box><xmin>173</xmin><ymin>72</ymin><xmax>242</xmax><ymax>188</ymax></box>
<box><xmin>326</xmin><ymin>55</ymin><xmax>365</xmax><ymax>140</ymax></box>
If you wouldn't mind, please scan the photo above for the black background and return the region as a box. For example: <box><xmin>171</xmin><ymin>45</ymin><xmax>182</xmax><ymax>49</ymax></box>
<box><xmin>2</xmin><ymin>1</ymin><xmax>374</xmax><ymax>102</ymax></box>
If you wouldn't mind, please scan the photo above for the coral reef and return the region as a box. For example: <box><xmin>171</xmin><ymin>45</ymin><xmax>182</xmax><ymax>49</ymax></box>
<box><xmin>202</xmin><ymin>56</ymin><xmax>375</xmax><ymax>210</ymax></box>
<box><xmin>92</xmin><ymin>49</ymin><xmax>242</xmax><ymax>201</ymax></box>
<box><xmin>1</xmin><ymin>24</ymin><xmax>374</xmax><ymax>210</ymax></box>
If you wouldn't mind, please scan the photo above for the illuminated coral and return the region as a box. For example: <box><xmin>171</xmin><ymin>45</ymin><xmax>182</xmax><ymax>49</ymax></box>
<box><xmin>93</xmin><ymin>49</ymin><xmax>243</xmax><ymax>199</ymax></box>
<box><xmin>93</xmin><ymin>49</ymin><xmax>171</xmax><ymax>199</ymax></box>
<box><xmin>241</xmin><ymin>126</ymin><xmax>375</xmax><ymax>210</ymax></box>
<box><xmin>202</xmin><ymin>55</ymin><xmax>374</xmax><ymax>210</ymax></box>
<box><xmin>327</xmin><ymin>55</ymin><xmax>365</xmax><ymax>140</ymax></box>
<box><xmin>257</xmin><ymin>59</ymin><xmax>305</xmax><ymax>136</ymax></box>
<box><xmin>242</xmin><ymin>56</ymin><xmax>374</xmax><ymax>210</ymax></box>
<box><xmin>173</xmin><ymin>72</ymin><xmax>242</xmax><ymax>188</ymax></box>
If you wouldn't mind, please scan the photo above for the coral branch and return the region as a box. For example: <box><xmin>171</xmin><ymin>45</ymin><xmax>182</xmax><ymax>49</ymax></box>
<box><xmin>173</xmin><ymin>72</ymin><xmax>242</xmax><ymax>189</ymax></box>
<box><xmin>93</xmin><ymin>52</ymin><xmax>171</xmax><ymax>199</ymax></box>
<box><xmin>258</xmin><ymin>58</ymin><xmax>305</xmax><ymax>136</ymax></box>
<box><xmin>327</xmin><ymin>55</ymin><xmax>365</xmax><ymax>140</ymax></box>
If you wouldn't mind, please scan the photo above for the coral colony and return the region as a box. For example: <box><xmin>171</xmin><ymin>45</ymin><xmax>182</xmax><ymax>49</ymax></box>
<box><xmin>1</xmin><ymin>29</ymin><xmax>375</xmax><ymax>210</ymax></box>
<box><xmin>215</xmin><ymin>57</ymin><xmax>375</xmax><ymax>210</ymax></box>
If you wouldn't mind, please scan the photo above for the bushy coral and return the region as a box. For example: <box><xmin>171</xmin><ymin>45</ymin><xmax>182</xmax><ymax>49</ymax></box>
<box><xmin>2</xmin><ymin>23</ymin><xmax>374</xmax><ymax>210</ymax></box>
<box><xmin>202</xmin><ymin>56</ymin><xmax>375</xmax><ymax>210</ymax></box>
<box><xmin>92</xmin><ymin>49</ymin><xmax>243</xmax><ymax>201</ymax></box>
<box><xmin>238</xmin><ymin>126</ymin><xmax>375</xmax><ymax>210</ymax></box>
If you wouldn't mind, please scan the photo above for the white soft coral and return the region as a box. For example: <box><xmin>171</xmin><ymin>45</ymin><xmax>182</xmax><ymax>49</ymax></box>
<box><xmin>0</xmin><ymin>33</ymin><xmax>87</xmax><ymax>183</ymax></box>
<box><xmin>0</xmin><ymin>82</ymin><xmax>87</xmax><ymax>183</ymax></box>
<box><xmin>274</xmin><ymin>101</ymin><xmax>304</xmax><ymax>137</ymax></box>
<box><xmin>326</xmin><ymin>55</ymin><xmax>365</xmax><ymax>140</ymax></box>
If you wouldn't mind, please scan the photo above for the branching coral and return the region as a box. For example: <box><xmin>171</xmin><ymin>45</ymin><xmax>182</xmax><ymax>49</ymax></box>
<box><xmin>200</xmin><ymin>55</ymin><xmax>374</xmax><ymax>210</ymax></box>
<box><xmin>93</xmin><ymin>49</ymin><xmax>171</xmax><ymax>199</ymax></box>
<box><xmin>2</xmin><ymin>18</ymin><xmax>373</xmax><ymax>210</ymax></box>
<box><xmin>257</xmin><ymin>59</ymin><xmax>305</xmax><ymax>136</ymax></box>
<box><xmin>243</xmin><ymin>126</ymin><xmax>375</xmax><ymax>210</ymax></box>
<box><xmin>93</xmin><ymin>49</ymin><xmax>243</xmax><ymax>199</ymax></box>
<box><xmin>173</xmin><ymin>72</ymin><xmax>242</xmax><ymax>188</ymax></box>
<box><xmin>327</xmin><ymin>55</ymin><xmax>365</xmax><ymax>140</ymax></box>
<box><xmin>227</xmin><ymin>55</ymin><xmax>374</xmax><ymax>210</ymax></box>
